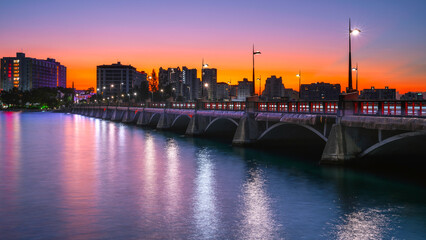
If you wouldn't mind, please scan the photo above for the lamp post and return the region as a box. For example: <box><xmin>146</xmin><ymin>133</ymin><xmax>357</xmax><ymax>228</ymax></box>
<box><xmin>348</xmin><ymin>18</ymin><xmax>361</xmax><ymax>92</ymax></box>
<box><xmin>352</xmin><ymin>63</ymin><xmax>359</xmax><ymax>91</ymax></box>
<box><xmin>201</xmin><ymin>59</ymin><xmax>209</xmax><ymax>99</ymax></box>
<box><xmin>187</xmin><ymin>86</ymin><xmax>191</xmax><ymax>101</ymax></box>
<box><xmin>257</xmin><ymin>76</ymin><xmax>261</xmax><ymax>97</ymax></box>
<box><xmin>228</xmin><ymin>80</ymin><xmax>231</xmax><ymax>100</ymax></box>
<box><xmin>204</xmin><ymin>83</ymin><xmax>209</xmax><ymax>100</ymax></box>
<box><xmin>160</xmin><ymin>89</ymin><xmax>164</xmax><ymax>100</ymax></box>
<box><xmin>252</xmin><ymin>44</ymin><xmax>261</xmax><ymax>96</ymax></box>
<box><xmin>296</xmin><ymin>70</ymin><xmax>301</xmax><ymax>99</ymax></box>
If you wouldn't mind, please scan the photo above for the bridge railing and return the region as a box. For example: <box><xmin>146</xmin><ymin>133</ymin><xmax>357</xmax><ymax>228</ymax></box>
<box><xmin>352</xmin><ymin>101</ymin><xmax>425</xmax><ymax>117</ymax></box>
<box><xmin>202</xmin><ymin>102</ymin><xmax>246</xmax><ymax>111</ymax></box>
<box><xmin>256</xmin><ymin>101</ymin><xmax>338</xmax><ymax>114</ymax></box>
<box><xmin>74</xmin><ymin>100</ymin><xmax>425</xmax><ymax>117</ymax></box>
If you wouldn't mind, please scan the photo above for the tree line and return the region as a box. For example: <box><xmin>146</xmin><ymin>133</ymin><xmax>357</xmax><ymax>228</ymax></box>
<box><xmin>0</xmin><ymin>87</ymin><xmax>74</xmax><ymax>109</ymax></box>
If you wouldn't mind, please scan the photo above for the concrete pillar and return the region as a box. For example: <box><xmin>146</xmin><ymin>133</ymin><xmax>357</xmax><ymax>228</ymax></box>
<box><xmin>136</xmin><ymin>111</ymin><xmax>154</xmax><ymax>126</ymax></box>
<box><xmin>185</xmin><ymin>114</ymin><xmax>209</xmax><ymax>136</ymax></box>
<box><xmin>320</xmin><ymin>124</ymin><xmax>378</xmax><ymax>164</ymax></box>
<box><xmin>232</xmin><ymin>113</ymin><xmax>259</xmax><ymax>146</ymax></box>
<box><xmin>157</xmin><ymin>112</ymin><xmax>175</xmax><ymax>130</ymax></box>
<box><xmin>111</xmin><ymin>109</ymin><xmax>124</xmax><ymax>121</ymax></box>
<box><xmin>102</xmin><ymin>108</ymin><xmax>113</xmax><ymax>120</ymax></box>
<box><xmin>122</xmin><ymin>110</ymin><xmax>137</xmax><ymax>123</ymax></box>
<box><xmin>95</xmin><ymin>109</ymin><xmax>103</xmax><ymax>118</ymax></box>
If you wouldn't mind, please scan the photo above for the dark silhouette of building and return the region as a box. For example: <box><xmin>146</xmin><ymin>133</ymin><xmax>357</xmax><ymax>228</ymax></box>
<box><xmin>359</xmin><ymin>86</ymin><xmax>396</xmax><ymax>100</ymax></box>
<box><xmin>300</xmin><ymin>82</ymin><xmax>341</xmax><ymax>100</ymax></box>
<box><xmin>182</xmin><ymin>67</ymin><xmax>199</xmax><ymax>101</ymax></box>
<box><xmin>202</xmin><ymin>68</ymin><xmax>217</xmax><ymax>100</ymax></box>
<box><xmin>400</xmin><ymin>92</ymin><xmax>424</xmax><ymax>100</ymax></box>
<box><xmin>216</xmin><ymin>82</ymin><xmax>230</xmax><ymax>100</ymax></box>
<box><xmin>262</xmin><ymin>75</ymin><xmax>285</xmax><ymax>100</ymax></box>
<box><xmin>1</xmin><ymin>52</ymin><xmax>66</xmax><ymax>91</ymax></box>
<box><xmin>237</xmin><ymin>78</ymin><xmax>253</xmax><ymax>101</ymax></box>
<box><xmin>97</xmin><ymin>62</ymin><xmax>145</xmax><ymax>97</ymax></box>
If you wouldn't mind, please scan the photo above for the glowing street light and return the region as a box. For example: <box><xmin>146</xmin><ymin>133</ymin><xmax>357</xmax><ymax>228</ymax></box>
<box><xmin>201</xmin><ymin>59</ymin><xmax>209</xmax><ymax>99</ymax></box>
<box><xmin>296</xmin><ymin>70</ymin><xmax>302</xmax><ymax>99</ymax></box>
<box><xmin>352</xmin><ymin>63</ymin><xmax>359</xmax><ymax>91</ymax></box>
<box><xmin>252</xmin><ymin>44</ymin><xmax>261</xmax><ymax>96</ymax></box>
<box><xmin>348</xmin><ymin>18</ymin><xmax>361</xmax><ymax>92</ymax></box>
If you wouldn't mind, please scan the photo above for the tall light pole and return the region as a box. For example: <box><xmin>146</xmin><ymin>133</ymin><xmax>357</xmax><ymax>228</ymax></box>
<box><xmin>348</xmin><ymin>18</ymin><xmax>361</xmax><ymax>92</ymax></box>
<box><xmin>201</xmin><ymin>59</ymin><xmax>209</xmax><ymax>99</ymax></box>
<box><xmin>296</xmin><ymin>70</ymin><xmax>301</xmax><ymax>99</ymax></box>
<box><xmin>257</xmin><ymin>76</ymin><xmax>261</xmax><ymax>97</ymax></box>
<box><xmin>252</xmin><ymin>45</ymin><xmax>261</xmax><ymax>96</ymax></box>
<box><xmin>352</xmin><ymin>63</ymin><xmax>359</xmax><ymax>91</ymax></box>
<box><xmin>227</xmin><ymin>80</ymin><xmax>231</xmax><ymax>100</ymax></box>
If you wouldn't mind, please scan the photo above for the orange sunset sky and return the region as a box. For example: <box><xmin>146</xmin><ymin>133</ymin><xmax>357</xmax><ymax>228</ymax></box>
<box><xmin>1</xmin><ymin>0</ymin><xmax>425</xmax><ymax>94</ymax></box>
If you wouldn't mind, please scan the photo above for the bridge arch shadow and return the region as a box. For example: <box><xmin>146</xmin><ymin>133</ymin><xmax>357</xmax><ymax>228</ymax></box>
<box><xmin>170</xmin><ymin>115</ymin><xmax>191</xmax><ymax>133</ymax></box>
<box><xmin>148</xmin><ymin>113</ymin><xmax>161</xmax><ymax>128</ymax></box>
<box><xmin>204</xmin><ymin>117</ymin><xmax>239</xmax><ymax>139</ymax></box>
<box><xmin>359</xmin><ymin>131</ymin><xmax>426</xmax><ymax>164</ymax></box>
<box><xmin>257</xmin><ymin>122</ymin><xmax>327</xmax><ymax>155</ymax></box>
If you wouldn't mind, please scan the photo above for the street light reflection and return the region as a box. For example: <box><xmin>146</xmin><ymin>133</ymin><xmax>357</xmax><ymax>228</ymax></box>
<box><xmin>239</xmin><ymin>168</ymin><xmax>279</xmax><ymax>240</ymax></box>
<box><xmin>194</xmin><ymin>148</ymin><xmax>219</xmax><ymax>239</ymax></box>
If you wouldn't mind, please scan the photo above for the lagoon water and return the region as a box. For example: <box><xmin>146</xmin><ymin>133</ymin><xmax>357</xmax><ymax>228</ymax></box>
<box><xmin>0</xmin><ymin>112</ymin><xmax>425</xmax><ymax>239</ymax></box>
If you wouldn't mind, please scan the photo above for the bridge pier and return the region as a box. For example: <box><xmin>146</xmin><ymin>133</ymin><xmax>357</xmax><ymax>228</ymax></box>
<box><xmin>122</xmin><ymin>109</ymin><xmax>139</xmax><ymax>123</ymax></box>
<box><xmin>102</xmin><ymin>108</ymin><xmax>113</xmax><ymax>120</ymax></box>
<box><xmin>185</xmin><ymin>114</ymin><xmax>209</xmax><ymax>136</ymax></box>
<box><xmin>232</xmin><ymin>113</ymin><xmax>260</xmax><ymax>146</ymax></box>
<box><xmin>157</xmin><ymin>112</ymin><xmax>175</xmax><ymax>130</ymax></box>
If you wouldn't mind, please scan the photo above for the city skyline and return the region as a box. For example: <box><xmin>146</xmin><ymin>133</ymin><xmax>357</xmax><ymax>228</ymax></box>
<box><xmin>1</xmin><ymin>0</ymin><xmax>425</xmax><ymax>93</ymax></box>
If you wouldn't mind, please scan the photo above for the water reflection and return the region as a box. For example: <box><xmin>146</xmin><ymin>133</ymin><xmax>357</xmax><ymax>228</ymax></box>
<box><xmin>193</xmin><ymin>148</ymin><xmax>219</xmax><ymax>239</ymax></box>
<box><xmin>0</xmin><ymin>112</ymin><xmax>425</xmax><ymax>239</ymax></box>
<box><xmin>165</xmin><ymin>138</ymin><xmax>182</xmax><ymax>221</ymax></box>
<box><xmin>333</xmin><ymin>208</ymin><xmax>392</xmax><ymax>240</ymax></box>
<box><xmin>238</xmin><ymin>168</ymin><xmax>280</xmax><ymax>240</ymax></box>
<box><xmin>62</xmin><ymin>115</ymin><xmax>100</xmax><ymax>239</ymax></box>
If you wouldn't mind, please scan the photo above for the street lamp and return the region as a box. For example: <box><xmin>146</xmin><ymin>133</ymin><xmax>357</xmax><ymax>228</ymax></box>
<box><xmin>257</xmin><ymin>76</ymin><xmax>261</xmax><ymax>97</ymax></box>
<box><xmin>201</xmin><ymin>59</ymin><xmax>209</xmax><ymax>99</ymax></box>
<box><xmin>352</xmin><ymin>63</ymin><xmax>359</xmax><ymax>91</ymax></box>
<box><xmin>204</xmin><ymin>83</ymin><xmax>209</xmax><ymax>99</ymax></box>
<box><xmin>252</xmin><ymin>44</ymin><xmax>261</xmax><ymax>96</ymax></box>
<box><xmin>296</xmin><ymin>70</ymin><xmax>302</xmax><ymax>99</ymax></box>
<box><xmin>348</xmin><ymin>18</ymin><xmax>361</xmax><ymax>92</ymax></box>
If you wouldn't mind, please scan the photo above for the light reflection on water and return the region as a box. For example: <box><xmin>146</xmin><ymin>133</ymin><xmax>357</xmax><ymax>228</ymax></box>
<box><xmin>238</xmin><ymin>168</ymin><xmax>281</xmax><ymax>240</ymax></box>
<box><xmin>333</xmin><ymin>208</ymin><xmax>392</xmax><ymax>240</ymax></box>
<box><xmin>0</xmin><ymin>112</ymin><xmax>425</xmax><ymax>239</ymax></box>
<box><xmin>193</xmin><ymin>148</ymin><xmax>219</xmax><ymax>239</ymax></box>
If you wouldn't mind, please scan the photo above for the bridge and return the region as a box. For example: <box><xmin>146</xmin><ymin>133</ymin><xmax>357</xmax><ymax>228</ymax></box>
<box><xmin>72</xmin><ymin>100</ymin><xmax>426</xmax><ymax>165</ymax></box>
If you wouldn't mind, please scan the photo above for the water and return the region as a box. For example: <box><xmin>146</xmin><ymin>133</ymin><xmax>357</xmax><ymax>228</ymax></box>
<box><xmin>0</xmin><ymin>112</ymin><xmax>425</xmax><ymax>240</ymax></box>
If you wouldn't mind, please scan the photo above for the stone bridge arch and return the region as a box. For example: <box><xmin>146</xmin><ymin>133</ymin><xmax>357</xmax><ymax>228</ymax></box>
<box><xmin>170</xmin><ymin>114</ymin><xmax>192</xmax><ymax>131</ymax></box>
<box><xmin>204</xmin><ymin>117</ymin><xmax>239</xmax><ymax>138</ymax></box>
<box><xmin>256</xmin><ymin>122</ymin><xmax>327</xmax><ymax>152</ymax></box>
<box><xmin>148</xmin><ymin>112</ymin><xmax>161</xmax><ymax>127</ymax></box>
<box><xmin>358</xmin><ymin>131</ymin><xmax>426</xmax><ymax>162</ymax></box>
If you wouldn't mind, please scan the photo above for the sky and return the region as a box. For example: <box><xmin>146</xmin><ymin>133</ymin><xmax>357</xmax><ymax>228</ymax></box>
<box><xmin>1</xmin><ymin>0</ymin><xmax>425</xmax><ymax>94</ymax></box>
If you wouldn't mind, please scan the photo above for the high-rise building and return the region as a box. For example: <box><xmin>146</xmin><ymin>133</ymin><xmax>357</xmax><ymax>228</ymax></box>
<box><xmin>216</xmin><ymin>82</ymin><xmax>230</xmax><ymax>100</ymax></box>
<box><xmin>359</xmin><ymin>86</ymin><xmax>396</xmax><ymax>100</ymax></box>
<box><xmin>158</xmin><ymin>67</ymin><xmax>182</xmax><ymax>99</ymax></box>
<box><xmin>202</xmin><ymin>68</ymin><xmax>217</xmax><ymax>100</ymax></box>
<box><xmin>97</xmin><ymin>62</ymin><xmax>144</xmax><ymax>97</ymax></box>
<box><xmin>182</xmin><ymin>67</ymin><xmax>199</xmax><ymax>100</ymax></box>
<box><xmin>300</xmin><ymin>82</ymin><xmax>341</xmax><ymax>100</ymax></box>
<box><xmin>237</xmin><ymin>78</ymin><xmax>253</xmax><ymax>101</ymax></box>
<box><xmin>1</xmin><ymin>52</ymin><xmax>66</xmax><ymax>91</ymax></box>
<box><xmin>262</xmin><ymin>75</ymin><xmax>285</xmax><ymax>100</ymax></box>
